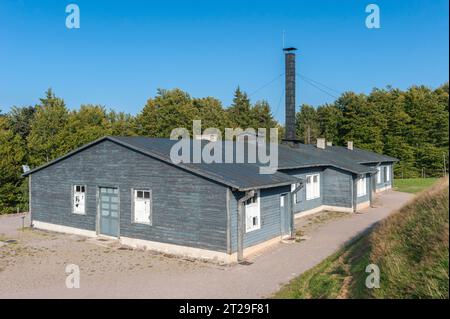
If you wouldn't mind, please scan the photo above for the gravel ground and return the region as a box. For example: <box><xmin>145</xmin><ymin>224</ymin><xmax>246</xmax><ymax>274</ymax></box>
<box><xmin>0</xmin><ymin>190</ymin><xmax>413</xmax><ymax>299</ymax></box>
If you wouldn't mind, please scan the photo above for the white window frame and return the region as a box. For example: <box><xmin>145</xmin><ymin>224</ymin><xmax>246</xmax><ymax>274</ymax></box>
<box><xmin>357</xmin><ymin>176</ymin><xmax>367</xmax><ymax>197</ymax></box>
<box><xmin>133</xmin><ymin>189</ymin><xmax>152</xmax><ymax>225</ymax></box>
<box><xmin>377</xmin><ymin>167</ymin><xmax>382</xmax><ymax>184</ymax></box>
<box><xmin>245</xmin><ymin>191</ymin><xmax>261</xmax><ymax>233</ymax></box>
<box><xmin>73</xmin><ymin>185</ymin><xmax>86</xmax><ymax>215</ymax></box>
<box><xmin>306</xmin><ymin>174</ymin><xmax>320</xmax><ymax>200</ymax></box>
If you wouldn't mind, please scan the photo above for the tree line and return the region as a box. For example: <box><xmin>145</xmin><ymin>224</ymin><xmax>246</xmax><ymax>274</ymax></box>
<box><xmin>0</xmin><ymin>83</ymin><xmax>448</xmax><ymax>213</ymax></box>
<box><xmin>296</xmin><ymin>84</ymin><xmax>449</xmax><ymax>179</ymax></box>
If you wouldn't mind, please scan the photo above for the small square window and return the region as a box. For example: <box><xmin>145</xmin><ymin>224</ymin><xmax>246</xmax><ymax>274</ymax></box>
<box><xmin>137</xmin><ymin>191</ymin><xmax>143</xmax><ymax>198</ymax></box>
<box><xmin>144</xmin><ymin>191</ymin><xmax>150</xmax><ymax>199</ymax></box>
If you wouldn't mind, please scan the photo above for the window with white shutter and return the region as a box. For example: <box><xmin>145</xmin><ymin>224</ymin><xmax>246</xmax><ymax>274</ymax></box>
<box><xmin>73</xmin><ymin>185</ymin><xmax>86</xmax><ymax>214</ymax></box>
<box><xmin>306</xmin><ymin>174</ymin><xmax>320</xmax><ymax>200</ymax></box>
<box><xmin>357</xmin><ymin>177</ymin><xmax>367</xmax><ymax>197</ymax></box>
<box><xmin>245</xmin><ymin>191</ymin><xmax>260</xmax><ymax>233</ymax></box>
<box><xmin>386</xmin><ymin>166</ymin><xmax>391</xmax><ymax>182</ymax></box>
<box><xmin>133</xmin><ymin>189</ymin><xmax>152</xmax><ymax>224</ymax></box>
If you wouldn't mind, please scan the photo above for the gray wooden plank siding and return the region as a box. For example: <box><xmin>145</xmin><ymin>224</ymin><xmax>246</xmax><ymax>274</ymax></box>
<box><xmin>30</xmin><ymin>140</ymin><xmax>229</xmax><ymax>252</ymax></box>
<box><xmin>322</xmin><ymin>167</ymin><xmax>353</xmax><ymax>208</ymax></box>
<box><xmin>282</xmin><ymin>167</ymin><xmax>324</xmax><ymax>213</ymax></box>
<box><xmin>229</xmin><ymin>185</ymin><xmax>291</xmax><ymax>253</ymax></box>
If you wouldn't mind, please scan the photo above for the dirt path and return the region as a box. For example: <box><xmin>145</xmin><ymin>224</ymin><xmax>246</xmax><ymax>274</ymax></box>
<box><xmin>0</xmin><ymin>190</ymin><xmax>413</xmax><ymax>299</ymax></box>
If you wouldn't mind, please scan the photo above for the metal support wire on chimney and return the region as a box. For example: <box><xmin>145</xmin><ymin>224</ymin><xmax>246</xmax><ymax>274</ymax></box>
<box><xmin>296</xmin><ymin>73</ymin><xmax>340</xmax><ymax>99</ymax></box>
<box><xmin>273</xmin><ymin>86</ymin><xmax>285</xmax><ymax>118</ymax></box>
<box><xmin>297</xmin><ymin>73</ymin><xmax>342</xmax><ymax>95</ymax></box>
<box><xmin>248</xmin><ymin>73</ymin><xmax>284</xmax><ymax>98</ymax></box>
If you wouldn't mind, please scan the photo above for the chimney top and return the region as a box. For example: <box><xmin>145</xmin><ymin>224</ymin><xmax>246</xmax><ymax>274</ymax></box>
<box><xmin>326</xmin><ymin>141</ymin><xmax>333</xmax><ymax>147</ymax></box>
<box><xmin>347</xmin><ymin>141</ymin><xmax>353</xmax><ymax>150</ymax></box>
<box><xmin>283</xmin><ymin>47</ymin><xmax>298</xmax><ymax>52</ymax></box>
<box><xmin>316</xmin><ymin>138</ymin><xmax>326</xmax><ymax>149</ymax></box>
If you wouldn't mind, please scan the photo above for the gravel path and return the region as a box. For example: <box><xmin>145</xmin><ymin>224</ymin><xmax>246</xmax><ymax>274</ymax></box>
<box><xmin>0</xmin><ymin>190</ymin><xmax>413</xmax><ymax>299</ymax></box>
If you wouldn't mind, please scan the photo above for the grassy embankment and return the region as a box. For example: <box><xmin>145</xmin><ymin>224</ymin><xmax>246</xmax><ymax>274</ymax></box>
<box><xmin>394</xmin><ymin>178</ymin><xmax>438</xmax><ymax>194</ymax></box>
<box><xmin>274</xmin><ymin>177</ymin><xmax>449</xmax><ymax>299</ymax></box>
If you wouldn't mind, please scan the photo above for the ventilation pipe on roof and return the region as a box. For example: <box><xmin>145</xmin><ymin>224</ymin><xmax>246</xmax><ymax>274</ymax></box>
<box><xmin>237</xmin><ymin>190</ymin><xmax>255</xmax><ymax>262</ymax></box>
<box><xmin>347</xmin><ymin>141</ymin><xmax>354</xmax><ymax>150</ymax></box>
<box><xmin>316</xmin><ymin>138</ymin><xmax>326</xmax><ymax>149</ymax></box>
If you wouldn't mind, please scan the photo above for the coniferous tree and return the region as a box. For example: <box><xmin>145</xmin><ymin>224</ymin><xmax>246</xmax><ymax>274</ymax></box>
<box><xmin>27</xmin><ymin>88</ymin><xmax>69</xmax><ymax>165</ymax></box>
<box><xmin>296</xmin><ymin>104</ymin><xmax>320</xmax><ymax>144</ymax></box>
<box><xmin>227</xmin><ymin>87</ymin><xmax>254</xmax><ymax>129</ymax></box>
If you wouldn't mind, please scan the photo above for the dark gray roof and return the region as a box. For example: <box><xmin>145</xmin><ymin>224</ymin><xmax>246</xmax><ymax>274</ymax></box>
<box><xmin>329</xmin><ymin>145</ymin><xmax>398</xmax><ymax>164</ymax></box>
<box><xmin>23</xmin><ymin>136</ymin><xmax>384</xmax><ymax>190</ymax></box>
<box><xmin>292</xmin><ymin>144</ymin><xmax>398</xmax><ymax>165</ymax></box>
<box><xmin>117</xmin><ymin>136</ymin><xmax>377</xmax><ymax>175</ymax></box>
<box><xmin>277</xmin><ymin>143</ymin><xmax>377</xmax><ymax>174</ymax></box>
<box><xmin>112</xmin><ymin>136</ymin><xmax>302</xmax><ymax>191</ymax></box>
<box><xmin>23</xmin><ymin>136</ymin><xmax>299</xmax><ymax>192</ymax></box>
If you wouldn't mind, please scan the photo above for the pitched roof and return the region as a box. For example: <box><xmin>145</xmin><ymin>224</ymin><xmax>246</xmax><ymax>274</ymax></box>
<box><xmin>292</xmin><ymin>143</ymin><xmax>398</xmax><ymax>165</ymax></box>
<box><xmin>329</xmin><ymin>145</ymin><xmax>398</xmax><ymax>164</ymax></box>
<box><xmin>277</xmin><ymin>143</ymin><xmax>377</xmax><ymax>174</ymax></box>
<box><xmin>23</xmin><ymin>136</ymin><xmax>384</xmax><ymax>190</ymax></box>
<box><xmin>23</xmin><ymin>136</ymin><xmax>299</xmax><ymax>191</ymax></box>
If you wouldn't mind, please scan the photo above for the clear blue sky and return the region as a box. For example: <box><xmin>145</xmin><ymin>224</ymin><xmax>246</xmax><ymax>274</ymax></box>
<box><xmin>1</xmin><ymin>0</ymin><xmax>448</xmax><ymax>123</ymax></box>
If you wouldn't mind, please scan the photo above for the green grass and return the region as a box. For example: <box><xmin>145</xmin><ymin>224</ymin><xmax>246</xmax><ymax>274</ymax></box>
<box><xmin>394</xmin><ymin>178</ymin><xmax>438</xmax><ymax>194</ymax></box>
<box><xmin>274</xmin><ymin>235</ymin><xmax>372</xmax><ymax>299</ymax></box>
<box><xmin>273</xmin><ymin>177</ymin><xmax>449</xmax><ymax>299</ymax></box>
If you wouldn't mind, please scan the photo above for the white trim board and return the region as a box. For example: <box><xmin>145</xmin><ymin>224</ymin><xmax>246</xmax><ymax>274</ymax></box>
<box><xmin>295</xmin><ymin>205</ymin><xmax>353</xmax><ymax>219</ymax></box>
<box><xmin>375</xmin><ymin>185</ymin><xmax>392</xmax><ymax>193</ymax></box>
<box><xmin>32</xmin><ymin>220</ymin><xmax>282</xmax><ymax>264</ymax></box>
<box><xmin>294</xmin><ymin>201</ymin><xmax>372</xmax><ymax>219</ymax></box>
<box><xmin>356</xmin><ymin>200</ymin><xmax>370</xmax><ymax>211</ymax></box>
<box><xmin>33</xmin><ymin>221</ymin><xmax>97</xmax><ymax>237</ymax></box>
<box><xmin>120</xmin><ymin>236</ymin><xmax>235</xmax><ymax>263</ymax></box>
<box><xmin>121</xmin><ymin>235</ymin><xmax>282</xmax><ymax>264</ymax></box>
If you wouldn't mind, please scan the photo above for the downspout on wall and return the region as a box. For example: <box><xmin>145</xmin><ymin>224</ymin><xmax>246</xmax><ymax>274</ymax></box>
<box><xmin>352</xmin><ymin>175</ymin><xmax>357</xmax><ymax>213</ymax></box>
<box><xmin>237</xmin><ymin>190</ymin><xmax>255</xmax><ymax>262</ymax></box>
<box><xmin>29</xmin><ymin>174</ymin><xmax>33</xmax><ymax>227</ymax></box>
<box><xmin>369</xmin><ymin>173</ymin><xmax>374</xmax><ymax>207</ymax></box>
<box><xmin>290</xmin><ymin>181</ymin><xmax>304</xmax><ymax>236</ymax></box>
